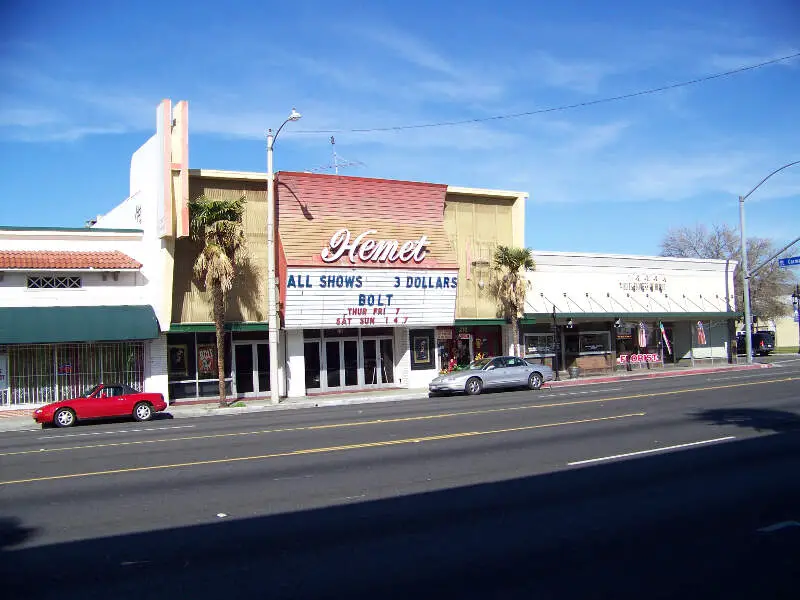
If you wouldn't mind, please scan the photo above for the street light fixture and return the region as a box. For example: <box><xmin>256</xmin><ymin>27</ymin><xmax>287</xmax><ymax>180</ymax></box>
<box><xmin>738</xmin><ymin>159</ymin><xmax>800</xmax><ymax>364</ymax></box>
<box><xmin>267</xmin><ymin>108</ymin><xmax>302</xmax><ymax>404</ymax></box>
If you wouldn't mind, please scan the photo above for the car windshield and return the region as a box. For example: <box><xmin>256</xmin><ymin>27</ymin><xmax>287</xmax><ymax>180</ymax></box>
<box><xmin>82</xmin><ymin>385</ymin><xmax>103</xmax><ymax>398</ymax></box>
<box><xmin>469</xmin><ymin>358</ymin><xmax>492</xmax><ymax>370</ymax></box>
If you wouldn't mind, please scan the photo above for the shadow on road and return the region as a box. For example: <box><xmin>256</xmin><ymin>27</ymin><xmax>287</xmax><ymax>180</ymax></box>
<box><xmin>3</xmin><ymin>431</ymin><xmax>800</xmax><ymax>599</ymax></box>
<box><xmin>693</xmin><ymin>408</ymin><xmax>800</xmax><ymax>433</ymax></box>
<box><xmin>44</xmin><ymin>412</ymin><xmax>176</xmax><ymax>429</ymax></box>
<box><xmin>0</xmin><ymin>518</ymin><xmax>36</xmax><ymax>551</ymax></box>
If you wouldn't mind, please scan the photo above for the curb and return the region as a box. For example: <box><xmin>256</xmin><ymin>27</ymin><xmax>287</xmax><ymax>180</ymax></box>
<box><xmin>0</xmin><ymin>362</ymin><xmax>776</xmax><ymax>432</ymax></box>
<box><xmin>544</xmin><ymin>363</ymin><xmax>770</xmax><ymax>388</ymax></box>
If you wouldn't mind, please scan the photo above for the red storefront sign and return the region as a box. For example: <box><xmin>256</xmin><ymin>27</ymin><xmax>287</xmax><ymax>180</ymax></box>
<box><xmin>617</xmin><ymin>353</ymin><xmax>660</xmax><ymax>364</ymax></box>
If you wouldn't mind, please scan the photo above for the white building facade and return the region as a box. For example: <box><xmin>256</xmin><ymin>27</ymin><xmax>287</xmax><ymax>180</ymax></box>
<box><xmin>522</xmin><ymin>251</ymin><xmax>739</xmax><ymax>375</ymax></box>
<box><xmin>0</xmin><ymin>227</ymin><xmax>162</xmax><ymax>406</ymax></box>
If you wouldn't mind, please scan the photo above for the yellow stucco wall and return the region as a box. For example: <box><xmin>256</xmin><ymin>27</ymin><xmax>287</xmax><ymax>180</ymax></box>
<box><xmin>171</xmin><ymin>174</ymin><xmax>268</xmax><ymax>324</ymax></box>
<box><xmin>444</xmin><ymin>188</ymin><xmax>527</xmax><ymax>319</ymax></box>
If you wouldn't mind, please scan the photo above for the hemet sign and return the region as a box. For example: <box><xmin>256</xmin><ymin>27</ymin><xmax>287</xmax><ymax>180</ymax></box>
<box><xmin>321</xmin><ymin>228</ymin><xmax>429</xmax><ymax>264</ymax></box>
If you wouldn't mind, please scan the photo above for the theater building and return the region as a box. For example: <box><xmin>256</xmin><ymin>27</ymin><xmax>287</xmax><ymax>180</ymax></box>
<box><xmin>278</xmin><ymin>172</ymin><xmax>459</xmax><ymax>396</ymax></box>
<box><xmin>167</xmin><ymin>168</ymin><xmax>526</xmax><ymax>400</ymax></box>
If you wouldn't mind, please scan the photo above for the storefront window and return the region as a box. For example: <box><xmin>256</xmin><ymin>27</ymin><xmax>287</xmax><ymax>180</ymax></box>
<box><xmin>167</xmin><ymin>332</ymin><xmax>232</xmax><ymax>400</ymax></box>
<box><xmin>168</xmin><ymin>333</ymin><xmax>194</xmax><ymax>381</ymax></box>
<box><xmin>410</xmin><ymin>329</ymin><xmax>435</xmax><ymax>370</ymax></box>
<box><xmin>524</xmin><ymin>333</ymin><xmax>555</xmax><ymax>356</ymax></box>
<box><xmin>565</xmin><ymin>330</ymin><xmax>613</xmax><ymax>374</ymax></box>
<box><xmin>580</xmin><ymin>333</ymin><xmax>610</xmax><ymax>353</ymax></box>
<box><xmin>435</xmin><ymin>325</ymin><xmax>502</xmax><ymax>370</ymax></box>
<box><xmin>616</xmin><ymin>321</ymin><xmax>664</xmax><ymax>369</ymax></box>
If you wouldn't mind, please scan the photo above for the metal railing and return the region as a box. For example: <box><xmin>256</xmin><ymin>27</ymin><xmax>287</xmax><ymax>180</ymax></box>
<box><xmin>0</xmin><ymin>342</ymin><xmax>145</xmax><ymax>406</ymax></box>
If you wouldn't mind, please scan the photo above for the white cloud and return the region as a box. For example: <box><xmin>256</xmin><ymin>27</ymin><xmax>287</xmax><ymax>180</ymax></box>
<box><xmin>707</xmin><ymin>48</ymin><xmax>799</xmax><ymax>72</ymax></box>
<box><xmin>553</xmin><ymin>120</ymin><xmax>632</xmax><ymax>153</ymax></box>
<box><xmin>349</xmin><ymin>24</ymin><xmax>460</xmax><ymax>78</ymax></box>
<box><xmin>524</xmin><ymin>51</ymin><xmax>617</xmax><ymax>94</ymax></box>
<box><xmin>8</xmin><ymin>124</ymin><xmax>131</xmax><ymax>142</ymax></box>
<box><xmin>0</xmin><ymin>107</ymin><xmax>62</xmax><ymax>128</ymax></box>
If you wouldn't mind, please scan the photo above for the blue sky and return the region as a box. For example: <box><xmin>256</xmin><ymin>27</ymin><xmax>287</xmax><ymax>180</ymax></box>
<box><xmin>1</xmin><ymin>0</ymin><xmax>798</xmax><ymax>256</ymax></box>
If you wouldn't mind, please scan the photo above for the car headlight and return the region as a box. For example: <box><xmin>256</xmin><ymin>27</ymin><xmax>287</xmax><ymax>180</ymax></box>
<box><xmin>34</xmin><ymin>409</ymin><xmax>42</xmax><ymax>414</ymax></box>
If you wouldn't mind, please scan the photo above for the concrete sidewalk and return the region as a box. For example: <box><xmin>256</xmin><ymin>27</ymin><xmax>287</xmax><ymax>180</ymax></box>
<box><xmin>0</xmin><ymin>362</ymin><xmax>772</xmax><ymax>432</ymax></box>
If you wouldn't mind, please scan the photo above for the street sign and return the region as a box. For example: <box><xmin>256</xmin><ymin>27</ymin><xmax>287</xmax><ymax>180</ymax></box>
<box><xmin>778</xmin><ymin>256</ymin><xmax>800</xmax><ymax>267</ymax></box>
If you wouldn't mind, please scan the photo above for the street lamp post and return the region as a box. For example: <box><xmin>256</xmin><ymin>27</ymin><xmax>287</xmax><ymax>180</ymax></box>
<box><xmin>267</xmin><ymin>108</ymin><xmax>302</xmax><ymax>404</ymax></box>
<box><xmin>737</xmin><ymin>159</ymin><xmax>800</xmax><ymax>365</ymax></box>
<box><xmin>792</xmin><ymin>284</ymin><xmax>800</xmax><ymax>355</ymax></box>
<box><xmin>551</xmin><ymin>306</ymin><xmax>559</xmax><ymax>381</ymax></box>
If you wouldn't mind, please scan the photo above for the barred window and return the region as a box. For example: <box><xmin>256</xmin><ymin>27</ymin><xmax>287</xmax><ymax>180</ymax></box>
<box><xmin>26</xmin><ymin>276</ymin><xmax>82</xmax><ymax>289</ymax></box>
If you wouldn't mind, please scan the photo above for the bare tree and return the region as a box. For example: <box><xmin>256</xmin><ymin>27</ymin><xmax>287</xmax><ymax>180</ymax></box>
<box><xmin>660</xmin><ymin>223</ymin><xmax>794</xmax><ymax>320</ymax></box>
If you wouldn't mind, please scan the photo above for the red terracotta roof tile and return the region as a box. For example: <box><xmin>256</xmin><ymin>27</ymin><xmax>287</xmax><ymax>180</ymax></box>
<box><xmin>0</xmin><ymin>250</ymin><xmax>142</xmax><ymax>270</ymax></box>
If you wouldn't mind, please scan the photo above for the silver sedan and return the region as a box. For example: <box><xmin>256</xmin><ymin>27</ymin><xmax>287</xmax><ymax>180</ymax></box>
<box><xmin>429</xmin><ymin>356</ymin><xmax>555</xmax><ymax>396</ymax></box>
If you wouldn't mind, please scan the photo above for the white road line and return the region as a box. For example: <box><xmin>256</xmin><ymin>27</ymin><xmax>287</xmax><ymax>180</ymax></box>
<box><xmin>707</xmin><ymin>373</ymin><xmax>776</xmax><ymax>382</ymax></box>
<box><xmin>37</xmin><ymin>424</ymin><xmax>195</xmax><ymax>440</ymax></box>
<box><xmin>567</xmin><ymin>436</ymin><xmax>736</xmax><ymax>466</ymax></box>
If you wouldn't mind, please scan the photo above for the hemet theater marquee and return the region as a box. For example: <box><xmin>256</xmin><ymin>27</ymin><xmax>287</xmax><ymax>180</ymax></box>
<box><xmin>276</xmin><ymin>173</ymin><xmax>459</xmax><ymax>330</ymax></box>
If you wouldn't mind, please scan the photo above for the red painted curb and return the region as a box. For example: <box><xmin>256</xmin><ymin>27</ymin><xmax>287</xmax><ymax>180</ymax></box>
<box><xmin>546</xmin><ymin>363</ymin><xmax>770</xmax><ymax>389</ymax></box>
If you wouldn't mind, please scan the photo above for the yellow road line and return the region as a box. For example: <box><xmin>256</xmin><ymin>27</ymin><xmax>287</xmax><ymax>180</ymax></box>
<box><xmin>0</xmin><ymin>412</ymin><xmax>645</xmax><ymax>486</ymax></box>
<box><xmin>3</xmin><ymin>376</ymin><xmax>795</xmax><ymax>458</ymax></box>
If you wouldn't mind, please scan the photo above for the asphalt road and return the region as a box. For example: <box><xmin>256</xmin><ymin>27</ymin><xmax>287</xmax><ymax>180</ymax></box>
<box><xmin>2</xmin><ymin>361</ymin><xmax>800</xmax><ymax>599</ymax></box>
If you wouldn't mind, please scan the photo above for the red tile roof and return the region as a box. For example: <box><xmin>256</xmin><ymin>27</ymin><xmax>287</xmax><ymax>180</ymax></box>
<box><xmin>0</xmin><ymin>250</ymin><xmax>142</xmax><ymax>270</ymax></box>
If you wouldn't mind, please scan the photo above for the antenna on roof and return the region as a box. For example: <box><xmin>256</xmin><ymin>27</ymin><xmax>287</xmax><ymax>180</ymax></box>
<box><xmin>309</xmin><ymin>136</ymin><xmax>365</xmax><ymax>175</ymax></box>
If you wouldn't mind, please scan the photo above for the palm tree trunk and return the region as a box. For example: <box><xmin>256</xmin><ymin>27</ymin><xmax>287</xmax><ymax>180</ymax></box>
<box><xmin>511</xmin><ymin>316</ymin><xmax>520</xmax><ymax>357</ymax></box>
<box><xmin>212</xmin><ymin>282</ymin><xmax>227</xmax><ymax>407</ymax></box>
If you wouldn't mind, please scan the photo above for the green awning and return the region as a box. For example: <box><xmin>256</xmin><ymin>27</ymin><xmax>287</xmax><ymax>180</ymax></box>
<box><xmin>169</xmin><ymin>322</ymin><xmax>268</xmax><ymax>333</ymax></box>
<box><xmin>454</xmin><ymin>319</ymin><xmax>507</xmax><ymax>326</ymax></box>
<box><xmin>0</xmin><ymin>305</ymin><xmax>160</xmax><ymax>344</ymax></box>
<box><xmin>524</xmin><ymin>311</ymin><xmax>742</xmax><ymax>320</ymax></box>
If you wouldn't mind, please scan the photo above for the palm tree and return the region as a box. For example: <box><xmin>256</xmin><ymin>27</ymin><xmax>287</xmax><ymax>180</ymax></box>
<box><xmin>189</xmin><ymin>194</ymin><xmax>247</xmax><ymax>407</ymax></box>
<box><xmin>487</xmin><ymin>245</ymin><xmax>535</xmax><ymax>358</ymax></box>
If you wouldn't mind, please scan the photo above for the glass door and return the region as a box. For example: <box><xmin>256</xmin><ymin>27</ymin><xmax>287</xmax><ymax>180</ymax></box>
<box><xmin>380</xmin><ymin>338</ymin><xmax>395</xmax><ymax>384</ymax></box>
<box><xmin>235</xmin><ymin>342</ymin><xmax>270</xmax><ymax>396</ymax></box>
<box><xmin>363</xmin><ymin>339</ymin><xmax>378</xmax><ymax>386</ymax></box>
<box><xmin>304</xmin><ymin>341</ymin><xmax>321</xmax><ymax>390</ymax></box>
<box><xmin>256</xmin><ymin>343</ymin><xmax>269</xmax><ymax>392</ymax></box>
<box><xmin>325</xmin><ymin>341</ymin><xmax>341</xmax><ymax>388</ymax></box>
<box><xmin>362</xmin><ymin>337</ymin><xmax>395</xmax><ymax>387</ymax></box>
<box><xmin>343</xmin><ymin>339</ymin><xmax>359</xmax><ymax>387</ymax></box>
<box><xmin>234</xmin><ymin>344</ymin><xmax>254</xmax><ymax>395</ymax></box>
<box><xmin>324</xmin><ymin>339</ymin><xmax>360</xmax><ymax>390</ymax></box>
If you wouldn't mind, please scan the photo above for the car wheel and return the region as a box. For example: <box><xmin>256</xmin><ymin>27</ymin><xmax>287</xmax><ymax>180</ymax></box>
<box><xmin>133</xmin><ymin>402</ymin><xmax>153</xmax><ymax>422</ymax></box>
<box><xmin>465</xmin><ymin>377</ymin><xmax>483</xmax><ymax>395</ymax></box>
<box><xmin>528</xmin><ymin>372</ymin><xmax>543</xmax><ymax>390</ymax></box>
<box><xmin>54</xmin><ymin>408</ymin><xmax>76</xmax><ymax>428</ymax></box>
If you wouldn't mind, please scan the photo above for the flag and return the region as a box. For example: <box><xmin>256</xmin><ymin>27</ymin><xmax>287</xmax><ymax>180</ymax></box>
<box><xmin>659</xmin><ymin>321</ymin><xmax>672</xmax><ymax>355</ymax></box>
<box><xmin>638</xmin><ymin>322</ymin><xmax>647</xmax><ymax>348</ymax></box>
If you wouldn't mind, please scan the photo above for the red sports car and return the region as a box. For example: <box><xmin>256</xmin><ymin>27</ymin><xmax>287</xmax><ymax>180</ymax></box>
<box><xmin>33</xmin><ymin>384</ymin><xmax>168</xmax><ymax>428</ymax></box>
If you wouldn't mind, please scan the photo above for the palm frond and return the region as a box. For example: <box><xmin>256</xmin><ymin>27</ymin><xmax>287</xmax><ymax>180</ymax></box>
<box><xmin>190</xmin><ymin>194</ymin><xmax>248</xmax><ymax>296</ymax></box>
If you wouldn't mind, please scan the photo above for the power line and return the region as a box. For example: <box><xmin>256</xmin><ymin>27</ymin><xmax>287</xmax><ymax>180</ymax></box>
<box><xmin>296</xmin><ymin>51</ymin><xmax>800</xmax><ymax>134</ymax></box>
